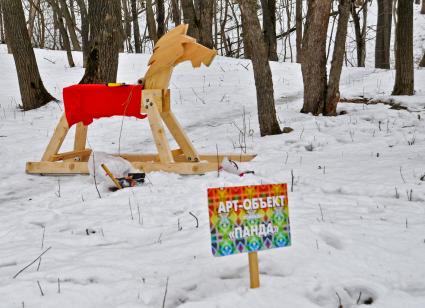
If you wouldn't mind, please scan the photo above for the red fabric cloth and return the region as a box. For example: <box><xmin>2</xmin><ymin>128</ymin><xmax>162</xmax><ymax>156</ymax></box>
<box><xmin>63</xmin><ymin>84</ymin><xmax>146</xmax><ymax>127</ymax></box>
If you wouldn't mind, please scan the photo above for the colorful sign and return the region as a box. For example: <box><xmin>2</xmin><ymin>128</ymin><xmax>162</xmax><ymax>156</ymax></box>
<box><xmin>208</xmin><ymin>184</ymin><xmax>291</xmax><ymax>257</ymax></box>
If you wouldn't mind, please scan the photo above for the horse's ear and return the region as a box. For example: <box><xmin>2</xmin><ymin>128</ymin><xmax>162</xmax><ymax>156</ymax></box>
<box><xmin>154</xmin><ymin>24</ymin><xmax>189</xmax><ymax>51</ymax></box>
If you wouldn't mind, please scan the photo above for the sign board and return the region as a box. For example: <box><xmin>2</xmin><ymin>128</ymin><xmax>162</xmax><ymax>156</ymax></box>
<box><xmin>208</xmin><ymin>184</ymin><xmax>291</xmax><ymax>257</ymax></box>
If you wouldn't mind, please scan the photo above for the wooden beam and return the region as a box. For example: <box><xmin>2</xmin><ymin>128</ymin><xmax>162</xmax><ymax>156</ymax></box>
<box><xmin>41</xmin><ymin>114</ymin><xmax>70</xmax><ymax>161</ymax></box>
<box><xmin>26</xmin><ymin>161</ymin><xmax>218</xmax><ymax>175</ymax></box>
<box><xmin>133</xmin><ymin>161</ymin><xmax>217</xmax><ymax>174</ymax></box>
<box><xmin>74</xmin><ymin>122</ymin><xmax>88</xmax><ymax>151</ymax></box>
<box><xmin>199</xmin><ymin>153</ymin><xmax>257</xmax><ymax>163</ymax></box>
<box><xmin>26</xmin><ymin>161</ymin><xmax>89</xmax><ymax>174</ymax></box>
<box><xmin>161</xmin><ymin>110</ymin><xmax>199</xmax><ymax>162</ymax></box>
<box><xmin>143</xmin><ymin>91</ymin><xmax>174</xmax><ymax>163</ymax></box>
<box><xmin>52</xmin><ymin>149</ymin><xmax>92</xmax><ymax>161</ymax></box>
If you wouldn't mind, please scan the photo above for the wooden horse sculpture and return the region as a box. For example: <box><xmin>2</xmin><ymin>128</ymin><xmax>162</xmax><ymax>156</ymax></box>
<box><xmin>26</xmin><ymin>24</ymin><xmax>256</xmax><ymax>175</ymax></box>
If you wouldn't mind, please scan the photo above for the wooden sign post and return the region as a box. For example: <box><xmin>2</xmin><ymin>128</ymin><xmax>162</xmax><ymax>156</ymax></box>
<box><xmin>248</xmin><ymin>251</ymin><xmax>260</xmax><ymax>288</ymax></box>
<box><xmin>208</xmin><ymin>184</ymin><xmax>291</xmax><ymax>289</ymax></box>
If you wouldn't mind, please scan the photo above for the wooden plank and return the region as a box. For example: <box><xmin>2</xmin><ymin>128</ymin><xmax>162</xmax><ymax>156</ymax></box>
<box><xmin>26</xmin><ymin>161</ymin><xmax>89</xmax><ymax>174</ymax></box>
<box><xmin>132</xmin><ymin>162</ymin><xmax>217</xmax><ymax>174</ymax></box>
<box><xmin>52</xmin><ymin>149</ymin><xmax>92</xmax><ymax>161</ymax></box>
<box><xmin>26</xmin><ymin>161</ymin><xmax>217</xmax><ymax>175</ymax></box>
<box><xmin>161</xmin><ymin>110</ymin><xmax>199</xmax><ymax>162</ymax></box>
<box><xmin>117</xmin><ymin>153</ymin><xmax>160</xmax><ymax>162</ymax></box>
<box><xmin>41</xmin><ymin>114</ymin><xmax>70</xmax><ymax>161</ymax></box>
<box><xmin>199</xmin><ymin>153</ymin><xmax>257</xmax><ymax>163</ymax></box>
<box><xmin>74</xmin><ymin>122</ymin><xmax>88</xmax><ymax>151</ymax></box>
<box><xmin>117</xmin><ymin>149</ymin><xmax>182</xmax><ymax>162</ymax></box>
<box><xmin>143</xmin><ymin>92</ymin><xmax>173</xmax><ymax>163</ymax></box>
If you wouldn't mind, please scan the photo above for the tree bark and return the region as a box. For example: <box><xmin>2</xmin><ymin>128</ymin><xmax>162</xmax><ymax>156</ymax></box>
<box><xmin>48</xmin><ymin>0</ymin><xmax>75</xmax><ymax>67</ymax></box>
<box><xmin>181</xmin><ymin>0</ymin><xmax>200</xmax><ymax>40</ymax></box>
<box><xmin>325</xmin><ymin>0</ymin><xmax>351</xmax><ymax>115</ymax></box>
<box><xmin>27</xmin><ymin>0</ymin><xmax>39</xmax><ymax>42</ymax></box>
<box><xmin>375</xmin><ymin>0</ymin><xmax>392</xmax><ymax>69</ymax></box>
<box><xmin>75</xmin><ymin>0</ymin><xmax>88</xmax><ymax>66</ymax></box>
<box><xmin>295</xmin><ymin>0</ymin><xmax>302</xmax><ymax>63</ymax></box>
<box><xmin>156</xmin><ymin>0</ymin><xmax>165</xmax><ymax>39</ymax></box>
<box><xmin>146</xmin><ymin>0</ymin><xmax>158</xmax><ymax>43</ymax></box>
<box><xmin>237</xmin><ymin>0</ymin><xmax>281</xmax><ymax>136</ymax></box>
<box><xmin>130</xmin><ymin>0</ymin><xmax>142</xmax><ymax>52</ymax></box>
<box><xmin>392</xmin><ymin>0</ymin><xmax>414</xmax><ymax>95</ymax></box>
<box><xmin>122</xmin><ymin>0</ymin><xmax>133</xmax><ymax>52</ymax></box>
<box><xmin>351</xmin><ymin>1</ymin><xmax>367</xmax><ymax>67</ymax></box>
<box><xmin>0</xmin><ymin>1</ymin><xmax>5</xmax><ymax>44</ymax></box>
<box><xmin>260</xmin><ymin>0</ymin><xmax>278</xmax><ymax>61</ymax></box>
<box><xmin>241</xmin><ymin>10</ymin><xmax>251</xmax><ymax>59</ymax></box>
<box><xmin>80</xmin><ymin>0</ymin><xmax>121</xmax><ymax>84</ymax></box>
<box><xmin>301</xmin><ymin>0</ymin><xmax>331</xmax><ymax>115</ymax></box>
<box><xmin>181</xmin><ymin>0</ymin><xmax>214</xmax><ymax>48</ymax></box>
<box><xmin>171</xmin><ymin>0</ymin><xmax>181</xmax><ymax>25</ymax></box>
<box><xmin>58</xmin><ymin>0</ymin><xmax>81</xmax><ymax>50</ymax></box>
<box><xmin>3</xmin><ymin>0</ymin><xmax>55</xmax><ymax>110</ymax></box>
<box><xmin>198</xmin><ymin>0</ymin><xmax>214</xmax><ymax>49</ymax></box>
<box><xmin>421</xmin><ymin>0</ymin><xmax>425</xmax><ymax>14</ymax></box>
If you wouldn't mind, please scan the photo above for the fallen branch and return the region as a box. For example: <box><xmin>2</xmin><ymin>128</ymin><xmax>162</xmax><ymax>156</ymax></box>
<box><xmin>13</xmin><ymin>246</ymin><xmax>52</xmax><ymax>279</ymax></box>
<box><xmin>340</xmin><ymin>97</ymin><xmax>408</xmax><ymax>110</ymax></box>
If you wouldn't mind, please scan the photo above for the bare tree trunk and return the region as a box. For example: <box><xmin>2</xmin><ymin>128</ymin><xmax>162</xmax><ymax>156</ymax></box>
<box><xmin>37</xmin><ymin>3</ymin><xmax>46</xmax><ymax>48</ymax></box>
<box><xmin>48</xmin><ymin>0</ymin><xmax>75</xmax><ymax>67</ymax></box>
<box><xmin>421</xmin><ymin>0</ymin><xmax>425</xmax><ymax>14</ymax></box>
<box><xmin>171</xmin><ymin>0</ymin><xmax>181</xmax><ymax>25</ymax></box>
<box><xmin>131</xmin><ymin>0</ymin><xmax>142</xmax><ymax>52</ymax></box>
<box><xmin>181</xmin><ymin>0</ymin><xmax>214</xmax><ymax>48</ymax></box>
<box><xmin>58</xmin><ymin>0</ymin><xmax>81</xmax><ymax>50</ymax></box>
<box><xmin>260</xmin><ymin>0</ymin><xmax>278</xmax><ymax>61</ymax></box>
<box><xmin>351</xmin><ymin>1</ymin><xmax>367</xmax><ymax>67</ymax></box>
<box><xmin>295</xmin><ymin>0</ymin><xmax>302</xmax><ymax>63</ymax></box>
<box><xmin>156</xmin><ymin>0</ymin><xmax>165</xmax><ymax>39</ymax></box>
<box><xmin>0</xmin><ymin>1</ymin><xmax>5</xmax><ymax>44</ymax></box>
<box><xmin>75</xmin><ymin>0</ymin><xmax>88</xmax><ymax>66</ymax></box>
<box><xmin>27</xmin><ymin>0</ymin><xmax>39</xmax><ymax>42</ymax></box>
<box><xmin>199</xmin><ymin>0</ymin><xmax>214</xmax><ymax>48</ymax></box>
<box><xmin>3</xmin><ymin>0</ymin><xmax>55</xmax><ymax>110</ymax></box>
<box><xmin>241</xmin><ymin>10</ymin><xmax>251</xmax><ymax>59</ymax></box>
<box><xmin>47</xmin><ymin>0</ymin><xmax>75</xmax><ymax>67</ymax></box>
<box><xmin>181</xmin><ymin>0</ymin><xmax>200</xmax><ymax>40</ymax></box>
<box><xmin>392</xmin><ymin>0</ymin><xmax>414</xmax><ymax>95</ymax></box>
<box><xmin>237</xmin><ymin>0</ymin><xmax>281</xmax><ymax>136</ymax></box>
<box><xmin>122</xmin><ymin>0</ymin><xmax>133</xmax><ymax>52</ymax></box>
<box><xmin>146</xmin><ymin>0</ymin><xmax>158</xmax><ymax>43</ymax></box>
<box><xmin>325</xmin><ymin>0</ymin><xmax>351</xmax><ymax>115</ymax></box>
<box><xmin>301</xmin><ymin>0</ymin><xmax>331</xmax><ymax>115</ymax></box>
<box><xmin>80</xmin><ymin>0</ymin><xmax>121</xmax><ymax>84</ymax></box>
<box><xmin>375</xmin><ymin>0</ymin><xmax>392</xmax><ymax>68</ymax></box>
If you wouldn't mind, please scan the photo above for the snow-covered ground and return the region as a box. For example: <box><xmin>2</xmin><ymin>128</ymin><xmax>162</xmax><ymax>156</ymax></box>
<box><xmin>1</xmin><ymin>40</ymin><xmax>425</xmax><ymax>308</ymax></box>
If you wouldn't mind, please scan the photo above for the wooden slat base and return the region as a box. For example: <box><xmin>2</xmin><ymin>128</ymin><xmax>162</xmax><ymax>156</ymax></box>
<box><xmin>26</xmin><ymin>160</ymin><xmax>221</xmax><ymax>175</ymax></box>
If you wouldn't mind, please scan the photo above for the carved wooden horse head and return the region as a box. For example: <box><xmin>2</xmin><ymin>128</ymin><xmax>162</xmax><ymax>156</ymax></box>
<box><xmin>142</xmin><ymin>24</ymin><xmax>217</xmax><ymax>89</ymax></box>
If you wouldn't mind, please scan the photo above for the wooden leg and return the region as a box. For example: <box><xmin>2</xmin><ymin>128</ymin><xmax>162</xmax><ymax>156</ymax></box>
<box><xmin>74</xmin><ymin>122</ymin><xmax>88</xmax><ymax>151</ymax></box>
<box><xmin>41</xmin><ymin>114</ymin><xmax>70</xmax><ymax>161</ymax></box>
<box><xmin>161</xmin><ymin>111</ymin><xmax>199</xmax><ymax>162</ymax></box>
<box><xmin>144</xmin><ymin>95</ymin><xmax>173</xmax><ymax>163</ymax></box>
